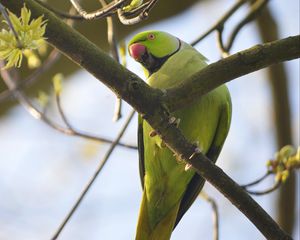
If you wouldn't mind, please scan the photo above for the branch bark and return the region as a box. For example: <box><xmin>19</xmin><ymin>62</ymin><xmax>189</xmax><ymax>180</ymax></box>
<box><xmin>1</xmin><ymin>0</ymin><xmax>299</xmax><ymax>239</ymax></box>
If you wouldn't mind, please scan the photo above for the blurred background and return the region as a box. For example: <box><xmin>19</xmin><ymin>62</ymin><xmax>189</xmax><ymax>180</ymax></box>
<box><xmin>0</xmin><ymin>0</ymin><xmax>299</xmax><ymax>239</ymax></box>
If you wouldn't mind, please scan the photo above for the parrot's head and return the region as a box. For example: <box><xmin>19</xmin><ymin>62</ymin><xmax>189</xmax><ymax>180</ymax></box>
<box><xmin>128</xmin><ymin>31</ymin><xmax>181</xmax><ymax>75</ymax></box>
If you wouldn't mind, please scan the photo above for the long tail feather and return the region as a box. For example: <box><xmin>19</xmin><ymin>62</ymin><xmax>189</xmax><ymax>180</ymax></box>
<box><xmin>136</xmin><ymin>191</ymin><xmax>180</xmax><ymax>240</ymax></box>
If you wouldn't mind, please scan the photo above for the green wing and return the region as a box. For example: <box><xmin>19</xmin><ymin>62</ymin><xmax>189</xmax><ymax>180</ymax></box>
<box><xmin>175</xmin><ymin>89</ymin><xmax>232</xmax><ymax>226</ymax></box>
<box><xmin>137</xmin><ymin>85</ymin><xmax>232</xmax><ymax>233</ymax></box>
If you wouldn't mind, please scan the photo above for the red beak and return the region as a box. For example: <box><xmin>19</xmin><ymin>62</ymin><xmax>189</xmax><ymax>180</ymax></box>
<box><xmin>129</xmin><ymin>43</ymin><xmax>146</xmax><ymax>60</ymax></box>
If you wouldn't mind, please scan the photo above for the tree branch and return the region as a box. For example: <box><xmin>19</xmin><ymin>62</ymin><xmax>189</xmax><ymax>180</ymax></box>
<box><xmin>164</xmin><ymin>35</ymin><xmax>300</xmax><ymax>111</ymax></box>
<box><xmin>1</xmin><ymin>1</ymin><xmax>299</xmax><ymax>239</ymax></box>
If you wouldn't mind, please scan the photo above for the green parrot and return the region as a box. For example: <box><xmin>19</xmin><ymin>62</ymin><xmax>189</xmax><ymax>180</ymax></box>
<box><xmin>128</xmin><ymin>31</ymin><xmax>232</xmax><ymax>240</ymax></box>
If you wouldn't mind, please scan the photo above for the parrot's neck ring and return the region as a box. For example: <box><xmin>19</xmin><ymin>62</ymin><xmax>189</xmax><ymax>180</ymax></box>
<box><xmin>147</xmin><ymin>39</ymin><xmax>182</xmax><ymax>76</ymax></box>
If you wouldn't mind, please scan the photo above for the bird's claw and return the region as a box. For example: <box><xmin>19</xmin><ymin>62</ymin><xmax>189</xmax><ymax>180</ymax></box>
<box><xmin>189</xmin><ymin>146</ymin><xmax>202</xmax><ymax>159</ymax></box>
<box><xmin>185</xmin><ymin>163</ymin><xmax>192</xmax><ymax>171</ymax></box>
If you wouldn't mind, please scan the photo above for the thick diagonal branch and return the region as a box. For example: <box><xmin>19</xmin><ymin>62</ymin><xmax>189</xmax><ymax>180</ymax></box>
<box><xmin>1</xmin><ymin>1</ymin><xmax>299</xmax><ymax>239</ymax></box>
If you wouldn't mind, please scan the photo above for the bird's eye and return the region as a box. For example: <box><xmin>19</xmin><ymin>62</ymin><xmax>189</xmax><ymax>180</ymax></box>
<box><xmin>148</xmin><ymin>33</ymin><xmax>155</xmax><ymax>40</ymax></box>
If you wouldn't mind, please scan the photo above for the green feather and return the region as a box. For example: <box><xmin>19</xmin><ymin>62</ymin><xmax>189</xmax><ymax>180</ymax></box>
<box><xmin>130</xmin><ymin>31</ymin><xmax>232</xmax><ymax>239</ymax></box>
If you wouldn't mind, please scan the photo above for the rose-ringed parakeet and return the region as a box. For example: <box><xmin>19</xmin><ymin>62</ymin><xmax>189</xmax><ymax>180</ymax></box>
<box><xmin>128</xmin><ymin>31</ymin><xmax>232</xmax><ymax>240</ymax></box>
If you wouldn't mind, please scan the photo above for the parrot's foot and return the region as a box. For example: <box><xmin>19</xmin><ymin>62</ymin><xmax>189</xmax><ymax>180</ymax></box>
<box><xmin>149</xmin><ymin>130</ymin><xmax>157</xmax><ymax>137</ymax></box>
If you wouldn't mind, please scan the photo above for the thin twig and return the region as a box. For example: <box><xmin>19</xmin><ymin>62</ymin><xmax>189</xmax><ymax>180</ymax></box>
<box><xmin>141</xmin><ymin>0</ymin><xmax>159</xmax><ymax>17</ymax></box>
<box><xmin>0</xmin><ymin>3</ymin><xmax>22</xmax><ymax>47</ymax></box>
<box><xmin>50</xmin><ymin>109</ymin><xmax>135</xmax><ymax>240</ymax></box>
<box><xmin>200</xmin><ymin>192</ymin><xmax>219</xmax><ymax>240</ymax></box>
<box><xmin>241</xmin><ymin>171</ymin><xmax>271</xmax><ymax>188</ymax></box>
<box><xmin>69</xmin><ymin>0</ymin><xmax>127</xmax><ymax>20</ymax></box>
<box><xmin>0</xmin><ymin>88</ymin><xmax>11</xmax><ymax>102</ymax></box>
<box><xmin>121</xmin><ymin>2</ymin><xmax>149</xmax><ymax>17</ymax></box>
<box><xmin>55</xmin><ymin>92</ymin><xmax>74</xmax><ymax>129</ymax></box>
<box><xmin>190</xmin><ymin>0</ymin><xmax>270</xmax><ymax>57</ymax></box>
<box><xmin>99</xmin><ymin>0</ymin><xmax>123</xmax><ymax>121</ymax></box>
<box><xmin>117</xmin><ymin>8</ymin><xmax>145</xmax><ymax>25</ymax></box>
<box><xmin>191</xmin><ymin>0</ymin><xmax>247</xmax><ymax>46</ymax></box>
<box><xmin>224</xmin><ymin>0</ymin><xmax>270</xmax><ymax>52</ymax></box>
<box><xmin>54</xmin><ymin>88</ymin><xmax>137</xmax><ymax>149</ymax></box>
<box><xmin>241</xmin><ymin>171</ymin><xmax>283</xmax><ymax>196</ymax></box>
<box><xmin>0</xmin><ymin>62</ymin><xmax>62</xmax><ymax>125</ymax></box>
<box><xmin>0</xmin><ymin>61</ymin><xmax>137</xmax><ymax>149</ymax></box>
<box><xmin>216</xmin><ymin>27</ymin><xmax>229</xmax><ymax>58</ymax></box>
<box><xmin>107</xmin><ymin>17</ymin><xmax>122</xmax><ymax>121</ymax></box>
<box><xmin>245</xmin><ymin>181</ymin><xmax>282</xmax><ymax>196</ymax></box>
<box><xmin>113</xmin><ymin>97</ymin><xmax>122</xmax><ymax>121</ymax></box>
<box><xmin>117</xmin><ymin>0</ymin><xmax>159</xmax><ymax>25</ymax></box>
